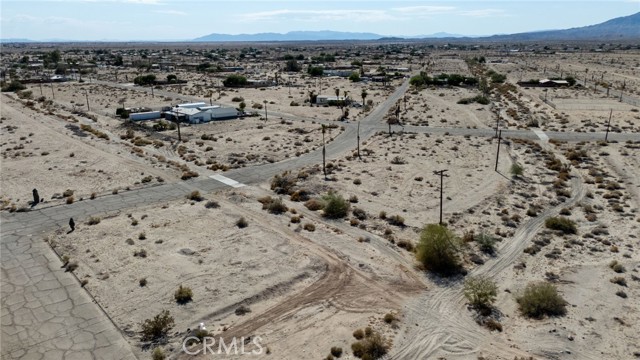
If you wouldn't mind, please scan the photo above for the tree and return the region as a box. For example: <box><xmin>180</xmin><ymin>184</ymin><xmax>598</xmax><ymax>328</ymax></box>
<box><xmin>1</xmin><ymin>80</ymin><xmax>26</xmax><ymax>92</ymax></box>
<box><xmin>517</xmin><ymin>282</ymin><xmax>567</xmax><ymax>318</ymax></box>
<box><xmin>464</xmin><ymin>276</ymin><xmax>498</xmax><ymax>311</ymax></box>
<box><xmin>133</xmin><ymin>74</ymin><xmax>156</xmax><ymax>86</ymax></box>
<box><xmin>349</xmin><ymin>72</ymin><xmax>361</xmax><ymax>82</ymax></box>
<box><xmin>223</xmin><ymin>74</ymin><xmax>247</xmax><ymax>87</ymax></box>
<box><xmin>308</xmin><ymin>66</ymin><xmax>324</xmax><ymax>77</ymax></box>
<box><xmin>361</xmin><ymin>89</ymin><xmax>368</xmax><ymax>106</ymax></box>
<box><xmin>166</xmin><ymin>74</ymin><xmax>177</xmax><ymax>83</ymax></box>
<box><xmin>416</xmin><ymin>224</ymin><xmax>462</xmax><ymax>275</ymax></box>
<box><xmin>140</xmin><ymin>310</ymin><xmax>174</xmax><ymax>342</ymax></box>
<box><xmin>285</xmin><ymin>59</ymin><xmax>301</xmax><ymax>72</ymax></box>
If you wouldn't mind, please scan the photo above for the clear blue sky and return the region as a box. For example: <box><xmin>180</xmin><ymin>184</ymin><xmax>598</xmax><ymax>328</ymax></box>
<box><xmin>1</xmin><ymin>0</ymin><xmax>638</xmax><ymax>41</ymax></box>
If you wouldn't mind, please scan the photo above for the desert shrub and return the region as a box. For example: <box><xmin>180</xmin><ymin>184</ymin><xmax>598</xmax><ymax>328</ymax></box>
<box><xmin>140</xmin><ymin>310</ymin><xmax>174</xmax><ymax>342</ymax></box>
<box><xmin>353</xmin><ymin>178</ymin><xmax>362</xmax><ymax>185</ymax></box>
<box><xmin>138</xmin><ymin>232</ymin><xmax>146</xmax><ymax>240</ymax></box>
<box><xmin>390</xmin><ymin>156</ymin><xmax>406</xmax><ymax>165</ymax></box>
<box><xmin>610</xmin><ymin>276</ymin><xmax>627</xmax><ymax>286</ymax></box>
<box><xmin>235</xmin><ymin>305</ymin><xmax>251</xmax><ymax>315</ymax></box>
<box><xmin>544</xmin><ymin>217</ymin><xmax>577</xmax><ymax>234</ymax></box>
<box><xmin>271</xmin><ymin>172</ymin><xmax>297</xmax><ymax>194</ymax></box>
<box><xmin>387</xmin><ymin>215</ymin><xmax>405</xmax><ymax>227</ymax></box>
<box><xmin>267</xmin><ymin>198</ymin><xmax>288</xmax><ymax>214</ymax></box>
<box><xmin>383</xmin><ymin>313</ymin><xmax>397</xmax><ymax>324</ymax></box>
<box><xmin>181</xmin><ymin>170</ymin><xmax>199</xmax><ymax>180</ymax></box>
<box><xmin>616</xmin><ymin>290</ymin><xmax>628</xmax><ymax>298</ymax></box>
<box><xmin>475</xmin><ymin>233</ymin><xmax>497</xmax><ymax>254</ymax></box>
<box><xmin>396</xmin><ymin>240</ymin><xmax>414</xmax><ymax>251</ymax></box>
<box><xmin>187</xmin><ymin>191</ymin><xmax>204</xmax><ymax>201</ymax></box>
<box><xmin>66</xmin><ymin>196</ymin><xmax>74</xmax><ymax>204</ymax></box>
<box><xmin>205</xmin><ymin>200</ymin><xmax>220</xmax><ymax>209</ymax></box>
<box><xmin>174</xmin><ymin>285</ymin><xmax>193</xmax><ymax>304</ymax></box>
<box><xmin>330</xmin><ymin>346</ymin><xmax>343</xmax><ymax>357</ymax></box>
<box><xmin>303</xmin><ymin>223</ymin><xmax>316</xmax><ymax>231</ymax></box>
<box><xmin>609</xmin><ymin>260</ymin><xmax>626</xmax><ymax>273</ymax></box>
<box><xmin>139</xmin><ymin>278</ymin><xmax>147</xmax><ymax>287</ymax></box>
<box><xmin>464</xmin><ymin>276</ymin><xmax>497</xmax><ymax>310</ymax></box>
<box><xmin>305</xmin><ymin>198</ymin><xmax>325</xmax><ymax>211</ymax></box>
<box><xmin>351</xmin><ymin>330</ymin><xmax>388</xmax><ymax>359</ymax></box>
<box><xmin>63</xmin><ymin>189</ymin><xmax>74</xmax><ymax>197</ymax></box>
<box><xmin>352</xmin><ymin>328</ymin><xmax>364</xmax><ymax>340</ymax></box>
<box><xmin>236</xmin><ymin>217</ymin><xmax>248</xmax><ymax>228</ymax></box>
<box><xmin>133</xmin><ymin>249</ymin><xmax>147</xmax><ymax>258</ymax></box>
<box><xmin>517</xmin><ymin>282</ymin><xmax>567</xmax><ymax>318</ymax></box>
<box><xmin>322</xmin><ymin>192</ymin><xmax>350</xmax><ymax>219</ymax></box>
<box><xmin>485</xmin><ymin>319</ymin><xmax>503</xmax><ymax>332</ymax></box>
<box><xmin>510</xmin><ymin>163</ymin><xmax>524</xmax><ymax>177</ymax></box>
<box><xmin>416</xmin><ymin>224</ymin><xmax>462</xmax><ymax>275</ymax></box>
<box><xmin>352</xmin><ymin>207</ymin><xmax>367</xmax><ymax>220</ymax></box>
<box><xmin>152</xmin><ymin>348</ymin><xmax>165</xmax><ymax>360</ymax></box>
<box><xmin>86</xmin><ymin>216</ymin><xmax>101</xmax><ymax>225</ymax></box>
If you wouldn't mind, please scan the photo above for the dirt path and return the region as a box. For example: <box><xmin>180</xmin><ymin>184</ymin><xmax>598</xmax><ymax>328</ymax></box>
<box><xmin>389</xmin><ymin>145</ymin><xmax>590</xmax><ymax>359</ymax></box>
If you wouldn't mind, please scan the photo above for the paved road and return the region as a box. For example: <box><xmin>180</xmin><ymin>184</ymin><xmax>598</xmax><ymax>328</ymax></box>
<box><xmin>2</xmin><ymin>77</ymin><xmax>639</xmax><ymax>359</ymax></box>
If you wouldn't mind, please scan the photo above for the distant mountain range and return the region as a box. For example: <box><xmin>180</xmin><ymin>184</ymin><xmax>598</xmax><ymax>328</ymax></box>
<box><xmin>2</xmin><ymin>12</ymin><xmax>638</xmax><ymax>43</ymax></box>
<box><xmin>485</xmin><ymin>12</ymin><xmax>640</xmax><ymax>41</ymax></box>
<box><xmin>192</xmin><ymin>31</ymin><xmax>466</xmax><ymax>42</ymax></box>
<box><xmin>193</xmin><ymin>12</ymin><xmax>639</xmax><ymax>42</ymax></box>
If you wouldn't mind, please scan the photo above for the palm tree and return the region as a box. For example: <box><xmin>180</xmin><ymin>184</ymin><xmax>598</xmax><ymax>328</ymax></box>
<box><xmin>361</xmin><ymin>89</ymin><xmax>368</xmax><ymax>107</ymax></box>
<box><xmin>308</xmin><ymin>89</ymin><xmax>316</xmax><ymax>105</ymax></box>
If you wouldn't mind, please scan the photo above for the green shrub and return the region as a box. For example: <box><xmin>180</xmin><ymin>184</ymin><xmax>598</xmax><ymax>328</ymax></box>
<box><xmin>322</xmin><ymin>192</ymin><xmax>350</xmax><ymax>219</ymax></box>
<box><xmin>140</xmin><ymin>310</ymin><xmax>174</xmax><ymax>341</ymax></box>
<box><xmin>544</xmin><ymin>217</ymin><xmax>577</xmax><ymax>234</ymax></box>
<box><xmin>416</xmin><ymin>224</ymin><xmax>462</xmax><ymax>275</ymax></box>
<box><xmin>475</xmin><ymin>233</ymin><xmax>497</xmax><ymax>254</ymax></box>
<box><xmin>464</xmin><ymin>276</ymin><xmax>497</xmax><ymax>310</ymax></box>
<box><xmin>510</xmin><ymin>163</ymin><xmax>524</xmax><ymax>177</ymax></box>
<box><xmin>517</xmin><ymin>282</ymin><xmax>567</xmax><ymax>318</ymax></box>
<box><xmin>174</xmin><ymin>285</ymin><xmax>193</xmax><ymax>304</ymax></box>
<box><xmin>152</xmin><ymin>348</ymin><xmax>165</xmax><ymax>360</ymax></box>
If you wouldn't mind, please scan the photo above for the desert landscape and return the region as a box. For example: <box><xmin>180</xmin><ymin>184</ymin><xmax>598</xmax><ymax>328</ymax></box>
<box><xmin>2</xmin><ymin>31</ymin><xmax>639</xmax><ymax>360</ymax></box>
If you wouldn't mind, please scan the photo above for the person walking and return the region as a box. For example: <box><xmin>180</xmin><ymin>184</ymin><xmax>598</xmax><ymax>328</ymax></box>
<box><xmin>69</xmin><ymin>218</ymin><xmax>75</xmax><ymax>232</ymax></box>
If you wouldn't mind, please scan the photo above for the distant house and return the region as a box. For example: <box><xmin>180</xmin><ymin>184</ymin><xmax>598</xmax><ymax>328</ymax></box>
<box><xmin>166</xmin><ymin>105</ymin><xmax>239</xmax><ymax>124</ymax></box>
<box><xmin>246</xmin><ymin>79</ymin><xmax>274</xmax><ymax>88</ymax></box>
<box><xmin>316</xmin><ymin>95</ymin><xmax>348</xmax><ymax>105</ymax></box>
<box><xmin>539</xmin><ymin>79</ymin><xmax>570</xmax><ymax>87</ymax></box>
<box><xmin>323</xmin><ymin>70</ymin><xmax>354</xmax><ymax>77</ymax></box>
<box><xmin>50</xmin><ymin>75</ymin><xmax>68</xmax><ymax>82</ymax></box>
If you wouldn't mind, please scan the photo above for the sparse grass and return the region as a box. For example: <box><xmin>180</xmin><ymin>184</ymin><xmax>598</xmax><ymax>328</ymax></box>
<box><xmin>174</xmin><ymin>285</ymin><xmax>193</xmax><ymax>304</ymax></box>
<box><xmin>517</xmin><ymin>282</ymin><xmax>567</xmax><ymax>318</ymax></box>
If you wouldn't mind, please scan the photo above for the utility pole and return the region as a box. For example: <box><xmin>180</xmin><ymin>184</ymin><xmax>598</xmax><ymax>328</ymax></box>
<box><xmin>322</xmin><ymin>125</ymin><xmax>327</xmax><ymax>180</ymax></box>
<box><xmin>150</xmin><ymin>85</ymin><xmax>154</xmax><ymax>97</ymax></box>
<box><xmin>356</xmin><ymin>121</ymin><xmax>361</xmax><ymax>159</ymax></box>
<box><xmin>39</xmin><ymin>82</ymin><xmax>43</xmax><ymax>96</ymax></box>
<box><xmin>263</xmin><ymin>100</ymin><xmax>268</xmax><ymax>121</ymax></box>
<box><xmin>174</xmin><ymin>108</ymin><xmax>182</xmax><ymax>142</ymax></box>
<box><xmin>495</xmin><ymin>129</ymin><xmax>502</xmax><ymax>172</ymax></box>
<box><xmin>605</xmin><ymin>109</ymin><xmax>612</xmax><ymax>142</ymax></box>
<box><xmin>433</xmin><ymin>169</ymin><xmax>449</xmax><ymax>226</ymax></box>
<box><xmin>85</xmin><ymin>91</ymin><xmax>90</xmax><ymax>111</ymax></box>
<box><xmin>50</xmin><ymin>80</ymin><xmax>55</xmax><ymax>99</ymax></box>
<box><xmin>495</xmin><ymin>115</ymin><xmax>500</xmax><ymax>137</ymax></box>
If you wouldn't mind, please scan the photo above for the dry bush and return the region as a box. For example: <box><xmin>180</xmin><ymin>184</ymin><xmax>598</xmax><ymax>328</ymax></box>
<box><xmin>174</xmin><ymin>285</ymin><xmax>193</xmax><ymax>304</ymax></box>
<box><xmin>187</xmin><ymin>191</ymin><xmax>204</xmax><ymax>201</ymax></box>
<box><xmin>140</xmin><ymin>310</ymin><xmax>174</xmax><ymax>342</ymax></box>
<box><xmin>303</xmin><ymin>223</ymin><xmax>316</xmax><ymax>232</ymax></box>
<box><xmin>517</xmin><ymin>282</ymin><xmax>567</xmax><ymax>318</ymax></box>
<box><xmin>305</xmin><ymin>198</ymin><xmax>325</xmax><ymax>211</ymax></box>
<box><xmin>86</xmin><ymin>216</ymin><xmax>101</xmax><ymax>225</ymax></box>
<box><xmin>544</xmin><ymin>216</ymin><xmax>577</xmax><ymax>234</ymax></box>
<box><xmin>322</xmin><ymin>192</ymin><xmax>350</xmax><ymax>219</ymax></box>
<box><xmin>236</xmin><ymin>217</ymin><xmax>248</xmax><ymax>228</ymax></box>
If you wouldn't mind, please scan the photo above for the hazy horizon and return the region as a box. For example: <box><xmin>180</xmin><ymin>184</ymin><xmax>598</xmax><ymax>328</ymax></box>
<box><xmin>1</xmin><ymin>0</ymin><xmax>638</xmax><ymax>41</ymax></box>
